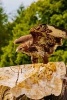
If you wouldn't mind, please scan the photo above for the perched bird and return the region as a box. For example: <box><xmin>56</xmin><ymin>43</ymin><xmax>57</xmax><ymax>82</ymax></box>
<box><xmin>14</xmin><ymin>24</ymin><xmax>67</xmax><ymax>64</ymax></box>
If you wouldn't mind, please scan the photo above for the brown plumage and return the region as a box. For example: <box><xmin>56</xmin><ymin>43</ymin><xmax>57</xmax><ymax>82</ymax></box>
<box><xmin>14</xmin><ymin>24</ymin><xmax>67</xmax><ymax>64</ymax></box>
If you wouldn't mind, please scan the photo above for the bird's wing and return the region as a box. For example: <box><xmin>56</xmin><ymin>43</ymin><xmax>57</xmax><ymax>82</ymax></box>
<box><xmin>47</xmin><ymin>25</ymin><xmax>67</xmax><ymax>39</ymax></box>
<box><xmin>14</xmin><ymin>34</ymin><xmax>33</xmax><ymax>44</ymax></box>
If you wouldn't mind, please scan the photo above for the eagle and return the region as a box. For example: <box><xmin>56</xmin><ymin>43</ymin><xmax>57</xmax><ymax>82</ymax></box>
<box><xmin>14</xmin><ymin>24</ymin><xmax>67</xmax><ymax>64</ymax></box>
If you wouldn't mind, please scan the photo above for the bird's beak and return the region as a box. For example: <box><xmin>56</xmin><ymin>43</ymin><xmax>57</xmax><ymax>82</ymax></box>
<box><xmin>16</xmin><ymin>48</ymin><xmax>19</xmax><ymax>52</ymax></box>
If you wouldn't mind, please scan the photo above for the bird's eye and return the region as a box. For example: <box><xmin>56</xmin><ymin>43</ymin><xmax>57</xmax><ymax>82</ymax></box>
<box><xmin>19</xmin><ymin>47</ymin><xmax>22</xmax><ymax>50</ymax></box>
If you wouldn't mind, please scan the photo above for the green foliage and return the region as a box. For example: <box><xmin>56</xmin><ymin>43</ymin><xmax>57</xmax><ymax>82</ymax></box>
<box><xmin>0</xmin><ymin>3</ymin><xmax>8</xmax><ymax>49</ymax></box>
<box><xmin>49</xmin><ymin>50</ymin><xmax>67</xmax><ymax>64</ymax></box>
<box><xmin>0</xmin><ymin>0</ymin><xmax>67</xmax><ymax>67</ymax></box>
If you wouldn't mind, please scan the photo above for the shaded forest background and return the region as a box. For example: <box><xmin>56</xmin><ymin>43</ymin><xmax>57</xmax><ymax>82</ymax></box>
<box><xmin>0</xmin><ymin>0</ymin><xmax>67</xmax><ymax>67</ymax></box>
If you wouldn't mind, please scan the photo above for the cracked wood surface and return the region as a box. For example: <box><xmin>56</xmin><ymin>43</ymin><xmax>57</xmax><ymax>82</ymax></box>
<box><xmin>0</xmin><ymin>62</ymin><xmax>66</xmax><ymax>100</ymax></box>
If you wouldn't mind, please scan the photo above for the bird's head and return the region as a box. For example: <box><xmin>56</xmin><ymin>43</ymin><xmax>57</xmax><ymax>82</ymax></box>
<box><xmin>14</xmin><ymin>34</ymin><xmax>33</xmax><ymax>54</ymax></box>
<box><xmin>16</xmin><ymin>39</ymin><xmax>33</xmax><ymax>54</ymax></box>
<box><xmin>16</xmin><ymin>44</ymin><xmax>25</xmax><ymax>53</ymax></box>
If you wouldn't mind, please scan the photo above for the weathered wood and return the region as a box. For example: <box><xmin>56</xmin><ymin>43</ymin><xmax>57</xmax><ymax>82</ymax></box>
<box><xmin>0</xmin><ymin>62</ymin><xmax>66</xmax><ymax>100</ymax></box>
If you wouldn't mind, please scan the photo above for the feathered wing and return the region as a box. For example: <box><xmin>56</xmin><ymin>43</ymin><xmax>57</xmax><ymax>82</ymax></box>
<box><xmin>47</xmin><ymin>25</ymin><xmax>67</xmax><ymax>38</ymax></box>
<box><xmin>14</xmin><ymin>34</ymin><xmax>33</xmax><ymax>44</ymax></box>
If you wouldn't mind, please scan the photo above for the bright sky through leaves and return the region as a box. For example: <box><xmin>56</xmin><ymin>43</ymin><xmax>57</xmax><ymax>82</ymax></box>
<box><xmin>2</xmin><ymin>0</ymin><xmax>36</xmax><ymax>14</ymax></box>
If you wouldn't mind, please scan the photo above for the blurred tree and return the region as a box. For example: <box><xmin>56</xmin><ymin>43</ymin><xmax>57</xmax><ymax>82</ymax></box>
<box><xmin>0</xmin><ymin>3</ymin><xmax>8</xmax><ymax>50</ymax></box>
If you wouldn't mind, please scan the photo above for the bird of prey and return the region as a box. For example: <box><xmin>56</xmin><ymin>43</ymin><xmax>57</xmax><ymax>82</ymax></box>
<box><xmin>14</xmin><ymin>24</ymin><xmax>67</xmax><ymax>64</ymax></box>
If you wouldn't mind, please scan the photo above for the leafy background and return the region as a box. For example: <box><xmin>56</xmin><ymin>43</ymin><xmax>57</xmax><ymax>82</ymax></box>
<box><xmin>0</xmin><ymin>0</ymin><xmax>67</xmax><ymax>67</ymax></box>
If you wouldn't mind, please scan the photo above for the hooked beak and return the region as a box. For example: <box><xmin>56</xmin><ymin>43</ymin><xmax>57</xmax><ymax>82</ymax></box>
<box><xmin>16</xmin><ymin>48</ymin><xmax>19</xmax><ymax>52</ymax></box>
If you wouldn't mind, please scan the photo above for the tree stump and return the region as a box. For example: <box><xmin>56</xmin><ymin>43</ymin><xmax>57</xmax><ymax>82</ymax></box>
<box><xmin>0</xmin><ymin>62</ymin><xmax>66</xmax><ymax>100</ymax></box>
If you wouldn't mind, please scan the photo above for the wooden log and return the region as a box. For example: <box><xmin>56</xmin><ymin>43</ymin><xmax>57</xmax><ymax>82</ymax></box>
<box><xmin>0</xmin><ymin>62</ymin><xmax>66</xmax><ymax>100</ymax></box>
